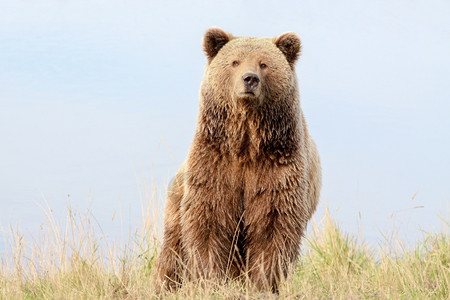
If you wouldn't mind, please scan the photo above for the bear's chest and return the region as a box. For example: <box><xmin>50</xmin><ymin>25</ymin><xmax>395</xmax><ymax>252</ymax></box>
<box><xmin>225</xmin><ymin>114</ymin><xmax>262</xmax><ymax>161</ymax></box>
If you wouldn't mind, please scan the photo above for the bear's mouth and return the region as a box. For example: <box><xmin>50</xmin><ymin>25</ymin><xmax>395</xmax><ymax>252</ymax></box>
<box><xmin>239</xmin><ymin>90</ymin><xmax>257</xmax><ymax>97</ymax></box>
<box><xmin>235</xmin><ymin>89</ymin><xmax>261</xmax><ymax>102</ymax></box>
<box><xmin>236</xmin><ymin>91</ymin><xmax>262</xmax><ymax>103</ymax></box>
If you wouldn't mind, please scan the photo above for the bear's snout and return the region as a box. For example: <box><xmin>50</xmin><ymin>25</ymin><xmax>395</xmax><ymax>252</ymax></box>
<box><xmin>242</xmin><ymin>73</ymin><xmax>260</xmax><ymax>91</ymax></box>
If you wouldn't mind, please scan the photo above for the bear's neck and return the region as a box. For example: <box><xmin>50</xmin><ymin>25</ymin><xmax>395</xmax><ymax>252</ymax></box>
<box><xmin>196</xmin><ymin>94</ymin><xmax>304</xmax><ymax>164</ymax></box>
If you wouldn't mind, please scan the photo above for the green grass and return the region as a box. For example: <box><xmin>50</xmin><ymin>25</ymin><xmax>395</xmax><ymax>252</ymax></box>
<box><xmin>0</xmin><ymin>201</ymin><xmax>448</xmax><ymax>299</ymax></box>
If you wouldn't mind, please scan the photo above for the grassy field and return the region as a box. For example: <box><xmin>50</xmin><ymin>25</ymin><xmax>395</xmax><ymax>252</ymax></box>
<box><xmin>0</xmin><ymin>202</ymin><xmax>448</xmax><ymax>299</ymax></box>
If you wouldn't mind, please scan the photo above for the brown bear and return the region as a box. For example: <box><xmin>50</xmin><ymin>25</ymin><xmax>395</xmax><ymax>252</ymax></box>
<box><xmin>154</xmin><ymin>27</ymin><xmax>321</xmax><ymax>292</ymax></box>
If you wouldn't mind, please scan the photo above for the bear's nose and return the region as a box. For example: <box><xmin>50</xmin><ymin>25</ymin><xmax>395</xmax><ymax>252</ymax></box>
<box><xmin>242</xmin><ymin>73</ymin><xmax>260</xmax><ymax>90</ymax></box>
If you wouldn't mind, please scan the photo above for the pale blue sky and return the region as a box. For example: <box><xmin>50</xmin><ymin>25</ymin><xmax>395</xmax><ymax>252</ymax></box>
<box><xmin>0</xmin><ymin>0</ymin><xmax>449</xmax><ymax>249</ymax></box>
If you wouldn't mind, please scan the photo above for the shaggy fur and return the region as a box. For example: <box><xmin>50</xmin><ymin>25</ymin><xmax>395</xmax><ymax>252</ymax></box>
<box><xmin>154</xmin><ymin>27</ymin><xmax>321</xmax><ymax>292</ymax></box>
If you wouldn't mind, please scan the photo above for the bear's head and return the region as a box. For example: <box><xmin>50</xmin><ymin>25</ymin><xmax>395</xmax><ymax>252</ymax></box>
<box><xmin>201</xmin><ymin>27</ymin><xmax>301</xmax><ymax>110</ymax></box>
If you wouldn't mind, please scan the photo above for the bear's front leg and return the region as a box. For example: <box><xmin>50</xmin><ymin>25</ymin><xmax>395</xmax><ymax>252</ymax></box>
<box><xmin>180</xmin><ymin>178</ymin><xmax>243</xmax><ymax>282</ymax></box>
<box><xmin>244</xmin><ymin>163</ymin><xmax>310</xmax><ymax>292</ymax></box>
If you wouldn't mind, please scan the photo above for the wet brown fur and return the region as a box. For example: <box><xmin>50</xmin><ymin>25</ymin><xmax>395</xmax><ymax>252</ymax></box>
<box><xmin>154</xmin><ymin>28</ymin><xmax>321</xmax><ymax>292</ymax></box>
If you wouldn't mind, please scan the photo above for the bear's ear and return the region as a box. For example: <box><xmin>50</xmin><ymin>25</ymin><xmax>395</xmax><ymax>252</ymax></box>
<box><xmin>203</xmin><ymin>27</ymin><xmax>232</xmax><ymax>62</ymax></box>
<box><xmin>274</xmin><ymin>32</ymin><xmax>302</xmax><ymax>66</ymax></box>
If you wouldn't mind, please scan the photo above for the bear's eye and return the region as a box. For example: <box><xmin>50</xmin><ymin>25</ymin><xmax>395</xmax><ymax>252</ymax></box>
<box><xmin>232</xmin><ymin>61</ymin><xmax>240</xmax><ymax>67</ymax></box>
<box><xmin>260</xmin><ymin>63</ymin><xmax>267</xmax><ymax>69</ymax></box>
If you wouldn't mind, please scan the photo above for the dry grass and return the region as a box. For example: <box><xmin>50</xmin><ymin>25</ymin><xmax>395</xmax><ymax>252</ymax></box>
<box><xmin>0</xmin><ymin>198</ymin><xmax>448</xmax><ymax>299</ymax></box>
